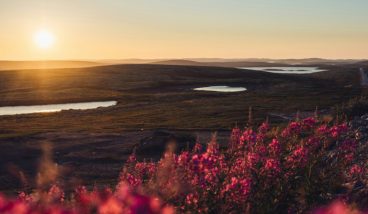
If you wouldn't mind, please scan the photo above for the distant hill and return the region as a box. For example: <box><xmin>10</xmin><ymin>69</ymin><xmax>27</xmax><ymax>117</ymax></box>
<box><xmin>151</xmin><ymin>59</ymin><xmax>204</xmax><ymax>66</ymax></box>
<box><xmin>98</xmin><ymin>59</ymin><xmax>158</xmax><ymax>64</ymax></box>
<box><xmin>150</xmin><ymin>59</ymin><xmax>288</xmax><ymax>67</ymax></box>
<box><xmin>274</xmin><ymin>58</ymin><xmax>362</xmax><ymax>65</ymax></box>
<box><xmin>208</xmin><ymin>61</ymin><xmax>289</xmax><ymax>67</ymax></box>
<box><xmin>0</xmin><ymin>60</ymin><xmax>102</xmax><ymax>70</ymax></box>
<box><xmin>147</xmin><ymin>58</ymin><xmax>368</xmax><ymax>67</ymax></box>
<box><xmin>2</xmin><ymin>58</ymin><xmax>365</xmax><ymax>70</ymax></box>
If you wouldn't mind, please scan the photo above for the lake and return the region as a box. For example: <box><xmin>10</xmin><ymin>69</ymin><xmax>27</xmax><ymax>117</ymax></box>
<box><xmin>239</xmin><ymin>67</ymin><xmax>325</xmax><ymax>74</ymax></box>
<box><xmin>194</xmin><ymin>86</ymin><xmax>247</xmax><ymax>92</ymax></box>
<box><xmin>0</xmin><ymin>101</ymin><xmax>117</xmax><ymax>116</ymax></box>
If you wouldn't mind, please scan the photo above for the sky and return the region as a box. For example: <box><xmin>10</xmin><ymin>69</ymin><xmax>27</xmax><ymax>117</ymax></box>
<box><xmin>0</xmin><ymin>0</ymin><xmax>368</xmax><ymax>60</ymax></box>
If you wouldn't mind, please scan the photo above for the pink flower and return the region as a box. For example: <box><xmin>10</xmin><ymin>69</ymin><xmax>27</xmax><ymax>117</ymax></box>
<box><xmin>47</xmin><ymin>185</ymin><xmax>65</xmax><ymax>203</ymax></box>
<box><xmin>349</xmin><ymin>164</ymin><xmax>363</xmax><ymax>177</ymax></box>
<box><xmin>193</xmin><ymin>143</ymin><xmax>203</xmax><ymax>153</ymax></box>
<box><xmin>256</xmin><ymin>133</ymin><xmax>266</xmax><ymax>142</ymax></box>
<box><xmin>317</xmin><ymin>125</ymin><xmax>329</xmax><ymax>135</ymax></box>
<box><xmin>264</xmin><ymin>159</ymin><xmax>281</xmax><ymax>172</ymax></box>
<box><xmin>122</xmin><ymin>173</ymin><xmax>142</xmax><ymax>187</ymax></box>
<box><xmin>223</xmin><ymin>177</ymin><xmax>252</xmax><ymax>201</ymax></box>
<box><xmin>257</xmin><ymin>145</ymin><xmax>267</xmax><ymax>156</ymax></box>
<box><xmin>258</xmin><ymin>122</ymin><xmax>270</xmax><ymax>133</ymax></box>
<box><xmin>306</xmin><ymin>137</ymin><xmax>320</xmax><ymax>149</ymax></box>
<box><xmin>127</xmin><ymin>154</ymin><xmax>137</xmax><ymax>163</ymax></box>
<box><xmin>129</xmin><ymin>194</ymin><xmax>154</xmax><ymax>214</ymax></box>
<box><xmin>269</xmin><ymin>138</ymin><xmax>281</xmax><ymax>155</ymax></box>
<box><xmin>239</xmin><ymin>178</ymin><xmax>252</xmax><ymax>196</ymax></box>
<box><xmin>303</xmin><ymin>117</ymin><xmax>317</xmax><ymax>128</ymax></box>
<box><xmin>240</xmin><ymin>129</ymin><xmax>257</xmax><ymax>146</ymax></box>
<box><xmin>185</xmin><ymin>193</ymin><xmax>199</xmax><ymax>205</ymax></box>
<box><xmin>282</xmin><ymin>122</ymin><xmax>301</xmax><ymax>137</ymax></box>
<box><xmin>263</xmin><ymin>158</ymin><xmax>281</xmax><ymax>177</ymax></box>
<box><xmin>289</xmin><ymin>122</ymin><xmax>300</xmax><ymax>129</ymax></box>
<box><xmin>344</xmin><ymin>153</ymin><xmax>354</xmax><ymax>163</ymax></box>
<box><xmin>177</xmin><ymin>151</ymin><xmax>190</xmax><ymax>165</ymax></box>
<box><xmin>330</xmin><ymin>123</ymin><xmax>348</xmax><ymax>138</ymax></box>
<box><xmin>98</xmin><ymin>197</ymin><xmax>123</xmax><ymax>214</ymax></box>
<box><xmin>286</xmin><ymin>146</ymin><xmax>309</xmax><ymax>169</ymax></box>
<box><xmin>247</xmin><ymin>152</ymin><xmax>260</xmax><ymax>168</ymax></box>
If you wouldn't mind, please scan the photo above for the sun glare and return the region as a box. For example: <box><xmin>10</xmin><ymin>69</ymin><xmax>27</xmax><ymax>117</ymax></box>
<box><xmin>34</xmin><ymin>30</ymin><xmax>55</xmax><ymax>49</ymax></box>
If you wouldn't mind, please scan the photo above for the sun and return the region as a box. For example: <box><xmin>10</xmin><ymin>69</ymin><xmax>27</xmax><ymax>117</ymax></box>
<box><xmin>34</xmin><ymin>30</ymin><xmax>55</xmax><ymax>49</ymax></box>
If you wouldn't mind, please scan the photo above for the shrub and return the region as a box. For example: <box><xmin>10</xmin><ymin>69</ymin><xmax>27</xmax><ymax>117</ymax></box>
<box><xmin>0</xmin><ymin>117</ymin><xmax>367</xmax><ymax>213</ymax></box>
<box><xmin>119</xmin><ymin>117</ymin><xmax>367</xmax><ymax>213</ymax></box>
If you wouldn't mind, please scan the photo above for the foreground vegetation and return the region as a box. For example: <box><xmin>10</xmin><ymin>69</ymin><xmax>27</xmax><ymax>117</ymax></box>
<box><xmin>0</xmin><ymin>116</ymin><xmax>367</xmax><ymax>213</ymax></box>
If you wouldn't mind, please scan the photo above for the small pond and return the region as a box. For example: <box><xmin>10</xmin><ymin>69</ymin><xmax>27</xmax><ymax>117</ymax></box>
<box><xmin>194</xmin><ymin>86</ymin><xmax>247</xmax><ymax>92</ymax></box>
<box><xmin>0</xmin><ymin>101</ymin><xmax>117</xmax><ymax>116</ymax></box>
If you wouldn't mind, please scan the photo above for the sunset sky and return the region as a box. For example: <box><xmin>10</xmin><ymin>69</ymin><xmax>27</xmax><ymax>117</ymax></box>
<box><xmin>1</xmin><ymin>0</ymin><xmax>368</xmax><ymax>60</ymax></box>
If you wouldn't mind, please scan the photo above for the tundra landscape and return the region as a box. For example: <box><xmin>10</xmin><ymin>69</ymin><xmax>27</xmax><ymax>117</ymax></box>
<box><xmin>1</xmin><ymin>0</ymin><xmax>368</xmax><ymax>213</ymax></box>
<box><xmin>0</xmin><ymin>59</ymin><xmax>367</xmax><ymax>199</ymax></box>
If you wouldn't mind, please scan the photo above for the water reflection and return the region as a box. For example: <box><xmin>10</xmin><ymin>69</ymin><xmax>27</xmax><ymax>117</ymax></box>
<box><xmin>0</xmin><ymin>101</ymin><xmax>117</xmax><ymax>116</ymax></box>
<box><xmin>194</xmin><ymin>86</ymin><xmax>247</xmax><ymax>92</ymax></box>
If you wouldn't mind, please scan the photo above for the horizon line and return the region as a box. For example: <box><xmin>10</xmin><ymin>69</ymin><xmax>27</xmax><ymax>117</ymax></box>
<box><xmin>0</xmin><ymin>57</ymin><xmax>367</xmax><ymax>62</ymax></box>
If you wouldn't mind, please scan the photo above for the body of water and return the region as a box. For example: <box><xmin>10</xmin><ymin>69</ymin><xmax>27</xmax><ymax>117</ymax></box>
<box><xmin>0</xmin><ymin>101</ymin><xmax>117</xmax><ymax>116</ymax></box>
<box><xmin>239</xmin><ymin>67</ymin><xmax>325</xmax><ymax>74</ymax></box>
<box><xmin>194</xmin><ymin>86</ymin><xmax>247</xmax><ymax>92</ymax></box>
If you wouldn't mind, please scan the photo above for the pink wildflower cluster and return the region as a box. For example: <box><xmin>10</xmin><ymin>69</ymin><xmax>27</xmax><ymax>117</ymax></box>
<box><xmin>0</xmin><ymin>117</ymin><xmax>367</xmax><ymax>213</ymax></box>
<box><xmin>0</xmin><ymin>183</ymin><xmax>174</xmax><ymax>214</ymax></box>
<box><xmin>118</xmin><ymin>117</ymin><xmax>366</xmax><ymax>213</ymax></box>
